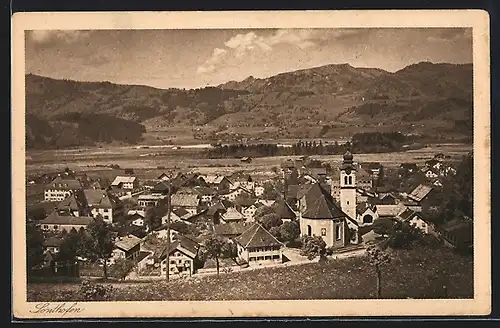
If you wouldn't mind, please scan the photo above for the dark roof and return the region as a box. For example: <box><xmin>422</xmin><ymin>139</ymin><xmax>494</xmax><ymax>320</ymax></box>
<box><xmin>397</xmin><ymin>208</ymin><xmax>425</xmax><ymax>222</ymax></box>
<box><xmin>214</xmin><ymin>222</ymin><xmax>253</xmax><ymax>236</ymax></box>
<box><xmin>56</xmin><ymin>191</ymin><xmax>87</xmax><ymax>211</ymax></box>
<box><xmin>136</xmin><ymin>251</ymin><xmax>152</xmax><ymax>263</ymax></box>
<box><xmin>47</xmin><ymin>177</ymin><xmax>82</xmax><ymax>190</ymax></box>
<box><xmin>207</xmin><ymin>202</ymin><xmax>226</xmax><ymax>216</ymax></box>
<box><xmin>273</xmin><ymin>199</ymin><xmax>296</xmax><ymax>219</ymax></box>
<box><xmin>159</xmin><ymin>234</ymin><xmax>199</xmax><ymax>260</ymax></box>
<box><xmin>235</xmin><ymin>223</ymin><xmax>282</xmax><ymax>248</ymax></box>
<box><xmin>173</xmin><ymin>207</ymin><xmax>190</xmax><ymax>218</ymax></box>
<box><xmin>152</xmin><ymin>182</ymin><xmax>170</xmax><ymax>193</ymax></box>
<box><xmin>234</xmin><ymin>196</ymin><xmax>257</xmax><ymax>207</ymax></box>
<box><xmin>83</xmin><ymin>189</ymin><xmax>119</xmax><ymax>208</ymax></box>
<box><xmin>356</xmin><ymin>202</ymin><xmax>375</xmax><ymax>215</ymax></box>
<box><xmin>301</xmin><ymin>183</ymin><xmax>348</xmax><ymax>219</ymax></box>
<box><xmin>40</xmin><ymin>211</ymin><xmax>94</xmax><ymax>226</ymax></box>
<box><xmin>287</xmin><ymin>184</ymin><xmax>313</xmax><ymax>199</ymax></box>
<box><xmin>116</xmin><ymin>224</ymin><xmax>144</xmax><ymax>237</ymax></box>
<box><xmin>115</xmin><ymin>235</ymin><xmax>142</xmax><ymax>251</ymax></box>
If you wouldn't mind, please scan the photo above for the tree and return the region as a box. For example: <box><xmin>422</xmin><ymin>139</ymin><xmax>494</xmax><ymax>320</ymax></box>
<box><xmin>253</xmin><ymin>205</ymin><xmax>276</xmax><ymax>220</ymax></box>
<box><xmin>259</xmin><ymin>213</ymin><xmax>283</xmax><ymax>230</ymax></box>
<box><xmin>366</xmin><ymin>246</ymin><xmax>391</xmax><ymax>298</ymax></box>
<box><xmin>279</xmin><ymin>221</ymin><xmax>300</xmax><ymax>243</ymax></box>
<box><xmin>221</xmin><ymin>241</ymin><xmax>238</xmax><ymax>260</ymax></box>
<box><xmin>372</xmin><ymin>218</ymin><xmax>398</xmax><ymax>236</ymax></box>
<box><xmin>109</xmin><ymin>259</ymin><xmax>136</xmax><ymax>280</ymax></box>
<box><xmin>269</xmin><ymin>226</ymin><xmax>281</xmax><ymax>240</ymax></box>
<box><xmin>59</xmin><ymin>229</ymin><xmax>82</xmax><ymax>261</ymax></box>
<box><xmin>204</xmin><ymin>236</ymin><xmax>224</xmax><ymax>275</ymax></box>
<box><xmin>84</xmin><ymin>218</ymin><xmax>114</xmax><ymax>279</ymax></box>
<box><xmin>262</xmin><ymin>181</ymin><xmax>280</xmax><ymax>200</ymax></box>
<box><xmin>300</xmin><ymin>235</ymin><xmax>327</xmax><ymax>260</ymax></box>
<box><xmin>144</xmin><ymin>206</ymin><xmax>162</xmax><ymax>231</ymax></box>
<box><xmin>26</xmin><ymin>222</ymin><xmax>44</xmax><ymax>274</ymax></box>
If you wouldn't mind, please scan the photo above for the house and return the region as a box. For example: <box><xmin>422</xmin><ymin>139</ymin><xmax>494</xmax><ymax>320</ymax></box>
<box><xmin>356</xmin><ymin>202</ymin><xmax>378</xmax><ymax>226</ymax></box>
<box><xmin>240</xmin><ymin>202</ymin><xmax>263</xmax><ymax>222</ymax></box>
<box><xmin>44</xmin><ymin>177</ymin><xmax>83</xmax><ymax>202</ymax></box>
<box><xmin>136</xmin><ymin>251</ymin><xmax>154</xmax><ymax>272</ymax></box>
<box><xmin>173</xmin><ymin>207</ymin><xmax>193</xmax><ymax>222</ymax></box>
<box><xmin>297</xmin><ymin>183</ymin><xmax>358</xmax><ymax>247</ymax></box>
<box><xmin>151</xmin><ymin>182</ymin><xmax>170</xmax><ymax>196</ymax></box>
<box><xmin>55</xmin><ymin>190</ymin><xmax>89</xmax><ymax>217</ymax></box>
<box><xmin>356</xmin><ymin>166</ymin><xmax>373</xmax><ymax>190</ymax></box>
<box><xmin>397</xmin><ymin>208</ymin><xmax>437</xmax><ymax>236</ymax></box>
<box><xmin>423</xmin><ymin>167</ymin><xmax>439</xmax><ymax>179</ymax></box>
<box><xmin>89</xmin><ymin>178</ymin><xmax>110</xmax><ymax>190</ymax></box>
<box><xmin>127</xmin><ymin>209</ymin><xmax>145</xmax><ymax>218</ymax></box>
<box><xmin>377</xmin><ymin>193</ymin><xmax>398</xmax><ymax>205</ymax></box>
<box><xmin>159</xmin><ymin>235</ymin><xmax>200</xmax><ymax>276</ymax></box>
<box><xmin>131</xmin><ymin>214</ymin><xmax>145</xmax><ymax>227</ymax></box>
<box><xmin>399</xmin><ymin>163</ymin><xmax>419</xmax><ymax>176</ymax></box>
<box><xmin>111</xmin><ymin>176</ymin><xmax>138</xmax><ymax>190</ymax></box>
<box><xmin>240</xmin><ymin>157</ymin><xmax>252</xmax><ymax>163</ymax></box>
<box><xmin>273</xmin><ymin>199</ymin><xmax>296</xmax><ymax>222</ymax></box>
<box><xmin>432</xmin><ymin>179</ymin><xmax>443</xmax><ymax>188</ymax></box>
<box><xmin>258</xmin><ymin>199</ymin><xmax>276</xmax><ymax>207</ymax></box>
<box><xmin>115</xmin><ymin>223</ymin><xmax>148</xmax><ymax>239</ymax></box>
<box><xmin>157</xmin><ymin>172</ymin><xmax>171</xmax><ymax>182</ymax></box>
<box><xmin>124</xmin><ymin>168</ymin><xmax>135</xmax><ymax>175</ymax></box>
<box><xmin>407</xmin><ymin>184</ymin><xmax>441</xmax><ymax>209</ymax></box>
<box><xmin>38</xmin><ymin>211</ymin><xmax>94</xmax><ymax>232</ymax></box>
<box><xmin>214</xmin><ymin>222</ymin><xmax>253</xmax><ymax>240</ymax></box>
<box><xmin>42</xmin><ymin>236</ymin><xmax>64</xmax><ymax>255</ymax></box>
<box><xmin>375</xmin><ymin>204</ymin><xmax>407</xmax><ymax>219</ymax></box>
<box><xmin>425</xmin><ymin>159</ymin><xmax>442</xmax><ymax>170</ymax></box>
<box><xmin>220</xmin><ymin>187</ymin><xmax>253</xmax><ymax>202</ymax></box>
<box><xmin>235</xmin><ymin>223</ymin><xmax>283</xmax><ymax>265</ymax></box>
<box><xmin>363</xmin><ymin>162</ymin><xmax>383</xmax><ymax>179</ymax></box>
<box><xmin>438</xmin><ymin>217</ymin><xmax>473</xmax><ymax>250</ymax></box>
<box><xmin>220</xmin><ymin>207</ymin><xmax>245</xmax><ymax>224</ymax></box>
<box><xmin>84</xmin><ymin>189</ymin><xmax>123</xmax><ymax>224</ymax></box>
<box><xmin>137</xmin><ymin>193</ymin><xmax>167</xmax><ymax>208</ymax></box>
<box><xmin>113</xmin><ymin>234</ymin><xmax>142</xmax><ymax>260</ymax></box>
<box><xmin>153</xmin><ymin>225</ymin><xmax>180</xmax><ymax>241</ymax></box>
<box><xmin>199</xmin><ymin>175</ymin><xmax>233</xmax><ymax>192</ymax></box>
<box><xmin>254</xmin><ymin>186</ymin><xmax>265</xmax><ymax>197</ymax></box>
<box><xmin>170</xmin><ymin>194</ymin><xmax>200</xmax><ymax>215</ymax></box>
<box><xmin>434</xmin><ymin>153</ymin><xmax>446</xmax><ymax>160</ymax></box>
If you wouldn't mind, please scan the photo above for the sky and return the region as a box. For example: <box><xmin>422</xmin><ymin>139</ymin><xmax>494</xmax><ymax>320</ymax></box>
<box><xmin>25</xmin><ymin>28</ymin><xmax>473</xmax><ymax>90</ymax></box>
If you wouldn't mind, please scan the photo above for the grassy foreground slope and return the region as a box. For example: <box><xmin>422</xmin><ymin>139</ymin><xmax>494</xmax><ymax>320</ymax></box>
<box><xmin>28</xmin><ymin>247</ymin><xmax>473</xmax><ymax>301</ymax></box>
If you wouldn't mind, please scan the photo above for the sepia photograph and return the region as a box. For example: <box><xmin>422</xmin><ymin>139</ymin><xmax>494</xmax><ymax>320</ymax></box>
<box><xmin>11</xmin><ymin>10</ymin><xmax>490</xmax><ymax>318</ymax></box>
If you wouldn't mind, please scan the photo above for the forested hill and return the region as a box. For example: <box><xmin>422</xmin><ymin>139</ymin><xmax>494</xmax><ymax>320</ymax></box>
<box><xmin>25</xmin><ymin>61</ymin><xmax>473</xmax><ymax>149</ymax></box>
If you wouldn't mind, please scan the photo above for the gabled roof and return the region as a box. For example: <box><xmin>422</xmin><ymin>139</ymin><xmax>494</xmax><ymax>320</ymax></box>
<box><xmin>115</xmin><ymin>234</ymin><xmax>142</xmax><ymax>252</ymax></box>
<box><xmin>40</xmin><ymin>211</ymin><xmax>94</xmax><ymax>226</ymax></box>
<box><xmin>47</xmin><ymin>177</ymin><xmax>82</xmax><ymax>190</ymax></box>
<box><xmin>214</xmin><ymin>222</ymin><xmax>253</xmax><ymax>236</ymax></box>
<box><xmin>274</xmin><ymin>199</ymin><xmax>296</xmax><ymax>219</ymax></box>
<box><xmin>83</xmin><ymin>189</ymin><xmax>119</xmax><ymax>208</ymax></box>
<box><xmin>235</xmin><ymin>223</ymin><xmax>282</xmax><ymax>248</ymax></box>
<box><xmin>171</xmin><ymin>194</ymin><xmax>200</xmax><ymax>207</ymax></box>
<box><xmin>356</xmin><ymin>167</ymin><xmax>372</xmax><ymax>181</ymax></box>
<box><xmin>200</xmin><ymin>175</ymin><xmax>231</xmax><ymax>185</ymax></box>
<box><xmin>111</xmin><ymin>176</ymin><xmax>136</xmax><ymax>186</ymax></box>
<box><xmin>301</xmin><ymin>183</ymin><xmax>348</xmax><ymax>219</ymax></box>
<box><xmin>357</xmin><ymin>202</ymin><xmax>376</xmax><ymax>215</ymax></box>
<box><xmin>207</xmin><ymin>202</ymin><xmax>227</xmax><ymax>216</ymax></box>
<box><xmin>222</xmin><ymin>207</ymin><xmax>244</xmax><ymax>221</ymax></box>
<box><xmin>408</xmin><ymin>184</ymin><xmax>434</xmax><ymax>202</ymax></box>
<box><xmin>151</xmin><ymin>182</ymin><xmax>170</xmax><ymax>193</ymax></box>
<box><xmin>173</xmin><ymin>207</ymin><xmax>190</xmax><ymax>219</ymax></box>
<box><xmin>159</xmin><ymin>234</ymin><xmax>199</xmax><ymax>260</ymax></box>
<box><xmin>376</xmin><ymin>204</ymin><xmax>407</xmax><ymax>218</ymax></box>
<box><xmin>56</xmin><ymin>191</ymin><xmax>87</xmax><ymax>211</ymax></box>
<box><xmin>234</xmin><ymin>196</ymin><xmax>257</xmax><ymax>207</ymax></box>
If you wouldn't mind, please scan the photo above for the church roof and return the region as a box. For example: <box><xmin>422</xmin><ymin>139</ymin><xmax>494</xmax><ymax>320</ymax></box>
<box><xmin>274</xmin><ymin>199</ymin><xmax>296</xmax><ymax>219</ymax></box>
<box><xmin>301</xmin><ymin>183</ymin><xmax>348</xmax><ymax>219</ymax></box>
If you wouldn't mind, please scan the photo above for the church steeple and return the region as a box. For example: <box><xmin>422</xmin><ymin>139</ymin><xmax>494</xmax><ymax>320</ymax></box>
<box><xmin>340</xmin><ymin>149</ymin><xmax>357</xmax><ymax>221</ymax></box>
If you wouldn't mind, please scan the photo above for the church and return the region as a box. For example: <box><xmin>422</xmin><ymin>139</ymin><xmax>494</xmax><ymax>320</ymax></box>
<box><xmin>296</xmin><ymin>150</ymin><xmax>360</xmax><ymax>248</ymax></box>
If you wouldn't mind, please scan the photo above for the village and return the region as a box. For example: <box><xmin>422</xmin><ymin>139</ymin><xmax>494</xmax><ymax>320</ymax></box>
<box><xmin>25</xmin><ymin>147</ymin><xmax>473</xmax><ymax>285</ymax></box>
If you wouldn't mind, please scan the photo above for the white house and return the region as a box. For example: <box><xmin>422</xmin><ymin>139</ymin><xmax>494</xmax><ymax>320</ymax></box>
<box><xmin>220</xmin><ymin>207</ymin><xmax>245</xmax><ymax>223</ymax></box>
<box><xmin>84</xmin><ymin>189</ymin><xmax>123</xmax><ymax>224</ymax></box>
<box><xmin>159</xmin><ymin>235</ymin><xmax>200</xmax><ymax>277</ymax></box>
<box><xmin>44</xmin><ymin>177</ymin><xmax>83</xmax><ymax>202</ymax></box>
<box><xmin>397</xmin><ymin>208</ymin><xmax>437</xmax><ymax>236</ymax></box>
<box><xmin>235</xmin><ymin>223</ymin><xmax>283</xmax><ymax>266</ymax></box>
<box><xmin>423</xmin><ymin>168</ymin><xmax>439</xmax><ymax>179</ymax></box>
<box><xmin>111</xmin><ymin>176</ymin><xmax>138</xmax><ymax>190</ymax></box>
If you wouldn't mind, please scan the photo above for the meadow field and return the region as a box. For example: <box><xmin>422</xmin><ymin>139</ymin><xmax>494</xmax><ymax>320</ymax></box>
<box><xmin>27</xmin><ymin>246</ymin><xmax>473</xmax><ymax>301</ymax></box>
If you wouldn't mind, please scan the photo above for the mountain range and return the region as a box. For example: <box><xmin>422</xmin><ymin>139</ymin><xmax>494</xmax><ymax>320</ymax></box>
<box><xmin>25</xmin><ymin>61</ymin><xmax>473</xmax><ymax>149</ymax></box>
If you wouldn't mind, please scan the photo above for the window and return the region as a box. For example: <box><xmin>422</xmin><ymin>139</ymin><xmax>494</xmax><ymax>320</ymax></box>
<box><xmin>307</xmin><ymin>225</ymin><xmax>312</xmax><ymax>236</ymax></box>
<box><xmin>103</xmin><ymin>209</ymin><xmax>108</xmax><ymax>212</ymax></box>
<box><xmin>249</xmin><ymin>257</ymin><xmax>256</xmax><ymax>261</ymax></box>
<box><xmin>170</xmin><ymin>260</ymin><xmax>175</xmax><ymax>264</ymax></box>
<box><xmin>54</xmin><ymin>225</ymin><xmax>59</xmax><ymax>230</ymax></box>
<box><xmin>348</xmin><ymin>176</ymin><xmax>352</xmax><ymax>185</ymax></box>
<box><xmin>272</xmin><ymin>255</ymin><xmax>280</xmax><ymax>259</ymax></box>
<box><xmin>321</xmin><ymin>228</ymin><xmax>327</xmax><ymax>236</ymax></box>
<box><xmin>43</xmin><ymin>225</ymin><xmax>48</xmax><ymax>229</ymax></box>
<box><xmin>335</xmin><ymin>225</ymin><xmax>341</xmax><ymax>240</ymax></box>
<box><xmin>344</xmin><ymin>176</ymin><xmax>348</xmax><ymax>185</ymax></box>
<box><xmin>363</xmin><ymin>215</ymin><xmax>373</xmax><ymax>224</ymax></box>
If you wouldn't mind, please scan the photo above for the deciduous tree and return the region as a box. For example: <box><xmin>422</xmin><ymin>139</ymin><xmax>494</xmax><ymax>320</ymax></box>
<box><xmin>366</xmin><ymin>246</ymin><xmax>391</xmax><ymax>298</ymax></box>
<box><xmin>84</xmin><ymin>217</ymin><xmax>114</xmax><ymax>279</ymax></box>
<box><xmin>300</xmin><ymin>235</ymin><xmax>327</xmax><ymax>261</ymax></box>
<box><xmin>204</xmin><ymin>236</ymin><xmax>224</xmax><ymax>275</ymax></box>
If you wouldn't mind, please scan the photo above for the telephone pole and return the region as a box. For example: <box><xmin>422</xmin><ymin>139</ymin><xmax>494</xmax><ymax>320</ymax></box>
<box><xmin>165</xmin><ymin>180</ymin><xmax>172</xmax><ymax>282</ymax></box>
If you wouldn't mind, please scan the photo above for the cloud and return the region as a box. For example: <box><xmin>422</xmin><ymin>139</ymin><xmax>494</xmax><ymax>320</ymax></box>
<box><xmin>28</xmin><ymin>30</ymin><xmax>92</xmax><ymax>46</ymax></box>
<box><xmin>197</xmin><ymin>47</ymin><xmax>228</xmax><ymax>74</ymax></box>
<box><xmin>197</xmin><ymin>29</ymin><xmax>367</xmax><ymax>74</ymax></box>
<box><xmin>82</xmin><ymin>54</ymin><xmax>112</xmax><ymax>67</ymax></box>
<box><xmin>426</xmin><ymin>28</ymin><xmax>472</xmax><ymax>42</ymax></box>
